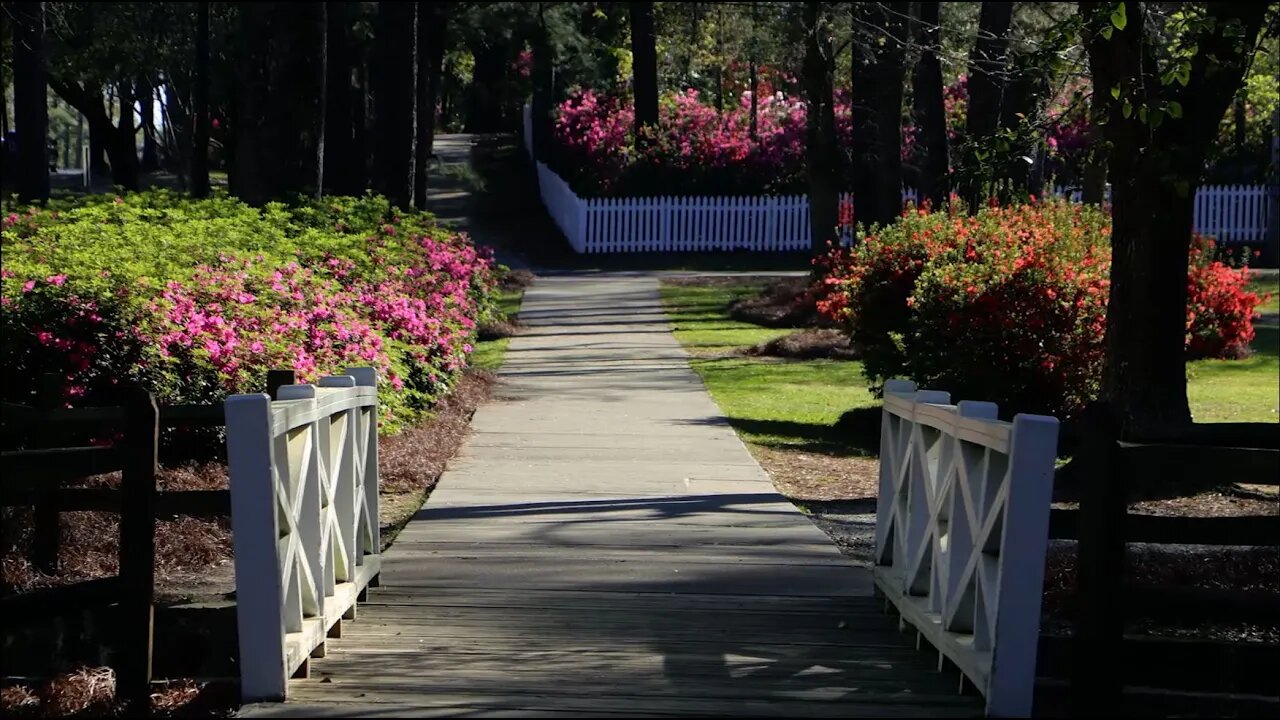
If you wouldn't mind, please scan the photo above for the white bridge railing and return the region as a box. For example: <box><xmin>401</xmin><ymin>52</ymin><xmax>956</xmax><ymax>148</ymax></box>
<box><xmin>874</xmin><ymin>379</ymin><xmax>1059</xmax><ymax>718</ymax></box>
<box><xmin>226</xmin><ymin>368</ymin><xmax>382</xmax><ymax>702</ymax></box>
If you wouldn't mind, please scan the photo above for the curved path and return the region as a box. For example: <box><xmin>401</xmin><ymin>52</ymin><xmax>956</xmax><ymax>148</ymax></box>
<box><xmin>242</xmin><ymin>271</ymin><xmax>978</xmax><ymax>718</ymax></box>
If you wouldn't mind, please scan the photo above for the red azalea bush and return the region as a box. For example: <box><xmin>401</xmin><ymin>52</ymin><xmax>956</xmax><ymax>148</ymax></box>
<box><xmin>818</xmin><ymin>200</ymin><xmax>1265</xmax><ymax>418</ymax></box>
<box><xmin>1186</xmin><ymin>236</ymin><xmax>1265</xmax><ymax>359</ymax></box>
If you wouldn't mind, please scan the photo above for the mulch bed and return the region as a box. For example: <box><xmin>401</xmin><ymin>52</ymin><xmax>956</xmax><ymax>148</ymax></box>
<box><xmin>727</xmin><ymin>276</ymin><xmax>832</xmax><ymax>328</ymax></box>
<box><xmin>743</xmin><ymin>328</ymin><xmax>860</xmax><ymax>360</ymax></box>
<box><xmin>755</xmin><ymin>444</ymin><xmax>1280</xmax><ymax>644</ymax></box>
<box><xmin>0</xmin><ymin>369</ymin><xmax>499</xmax><ymax>718</ymax></box>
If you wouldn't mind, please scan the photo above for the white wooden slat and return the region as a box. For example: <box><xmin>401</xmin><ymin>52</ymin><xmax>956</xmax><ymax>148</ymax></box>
<box><xmin>874</xmin><ymin>380</ymin><xmax>1058</xmax><ymax>718</ymax></box>
<box><xmin>530</xmin><ymin>163</ymin><xmax>1274</xmax><ymax>254</ymax></box>
<box><xmin>228</xmin><ymin>369</ymin><xmax>382</xmax><ymax>702</ymax></box>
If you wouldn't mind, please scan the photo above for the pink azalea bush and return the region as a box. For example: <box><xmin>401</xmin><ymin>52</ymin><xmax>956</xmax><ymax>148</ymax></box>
<box><xmin>550</xmin><ymin>88</ymin><xmax>859</xmax><ymax>196</ymax></box>
<box><xmin>551</xmin><ymin>77</ymin><xmax>1095</xmax><ymax>199</ymax></box>
<box><xmin>1</xmin><ymin>192</ymin><xmax>500</xmax><ymax>434</ymax></box>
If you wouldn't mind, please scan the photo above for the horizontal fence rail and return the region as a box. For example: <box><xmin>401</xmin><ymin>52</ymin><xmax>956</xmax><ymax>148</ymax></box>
<box><xmin>874</xmin><ymin>379</ymin><xmax>1059</xmax><ymax>718</ymax></box>
<box><xmin>226</xmin><ymin>367</ymin><xmax>382</xmax><ymax>702</ymax></box>
<box><xmin>527</xmin><ymin>104</ymin><xmax>1273</xmax><ymax>253</ymax></box>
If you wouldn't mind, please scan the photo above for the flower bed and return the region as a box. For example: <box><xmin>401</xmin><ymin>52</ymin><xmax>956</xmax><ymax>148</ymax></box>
<box><xmin>817</xmin><ymin>200</ymin><xmax>1268</xmax><ymax>418</ymax></box>
<box><xmin>546</xmin><ymin>79</ymin><xmax>1091</xmax><ymax>199</ymax></box>
<box><xmin>1</xmin><ymin>191</ymin><xmax>500</xmax><ymax>434</ymax></box>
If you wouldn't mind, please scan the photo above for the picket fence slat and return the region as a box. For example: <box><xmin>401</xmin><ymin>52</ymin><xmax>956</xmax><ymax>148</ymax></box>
<box><xmin>532</xmin><ymin>149</ymin><xmax>1272</xmax><ymax>253</ymax></box>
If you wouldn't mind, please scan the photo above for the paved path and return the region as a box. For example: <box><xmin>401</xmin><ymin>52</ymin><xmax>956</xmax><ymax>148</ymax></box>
<box><xmin>242</xmin><ymin>275</ymin><xmax>978</xmax><ymax>717</ymax></box>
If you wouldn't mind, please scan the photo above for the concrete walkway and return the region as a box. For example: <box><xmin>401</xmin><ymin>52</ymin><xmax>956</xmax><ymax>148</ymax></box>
<box><xmin>242</xmin><ymin>275</ymin><xmax>977</xmax><ymax>717</ymax></box>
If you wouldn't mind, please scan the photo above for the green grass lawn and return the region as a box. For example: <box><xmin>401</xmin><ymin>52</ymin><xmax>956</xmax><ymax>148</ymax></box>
<box><xmin>471</xmin><ymin>288</ymin><xmax>524</xmax><ymax>371</ymax></box>
<box><xmin>1245</xmin><ymin>271</ymin><xmax>1279</xmax><ymax>316</ymax></box>
<box><xmin>662</xmin><ymin>280</ymin><xmax>1280</xmax><ymax>447</ymax></box>
<box><xmin>660</xmin><ymin>282</ymin><xmax>879</xmax><ymax>453</ymax></box>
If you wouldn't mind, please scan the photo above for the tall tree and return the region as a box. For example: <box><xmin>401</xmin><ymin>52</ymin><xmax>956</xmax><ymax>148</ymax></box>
<box><xmin>323</xmin><ymin>1</ymin><xmax>365</xmax><ymax>196</ymax></box>
<box><xmin>230</xmin><ymin>2</ymin><xmax>271</xmax><ymax>204</ymax></box>
<box><xmin>230</xmin><ymin>2</ymin><xmax>326</xmax><ymax>204</ymax></box>
<box><xmin>414</xmin><ymin>1</ymin><xmax>446</xmax><ymax>209</ymax></box>
<box><xmin>190</xmin><ymin>1</ymin><xmax>211</xmax><ymax>198</ymax></box>
<box><xmin>2</xmin><ymin>8</ymin><xmax>10</xmax><ymax>141</ymax></box>
<box><xmin>1082</xmin><ymin>1</ymin><xmax>1269</xmax><ymax>432</ymax></box>
<box><xmin>630</xmin><ymin>2</ymin><xmax>659</xmax><ymax>140</ymax></box>
<box><xmin>139</xmin><ymin>76</ymin><xmax>159</xmax><ymax>171</ymax></box>
<box><xmin>849</xmin><ymin>1</ymin><xmax>908</xmax><ymax>230</ymax></box>
<box><xmin>374</xmin><ymin>1</ymin><xmax>418</xmax><ymax>209</ymax></box>
<box><xmin>116</xmin><ymin>79</ymin><xmax>139</xmax><ymax>183</ymax></box>
<box><xmin>802</xmin><ymin>1</ymin><xmax>838</xmax><ymax>256</ymax></box>
<box><xmin>958</xmin><ymin>1</ymin><xmax>1013</xmax><ymax>209</ymax></box>
<box><xmin>421</xmin><ymin>4</ymin><xmax>445</xmax><ymax>162</ymax></box>
<box><xmin>14</xmin><ymin>1</ymin><xmax>50</xmax><ymax>202</ymax></box>
<box><xmin>913</xmin><ymin>1</ymin><xmax>948</xmax><ymax>208</ymax></box>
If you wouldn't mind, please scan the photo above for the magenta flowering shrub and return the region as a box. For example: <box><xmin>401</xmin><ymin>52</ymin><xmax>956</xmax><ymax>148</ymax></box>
<box><xmin>1</xmin><ymin>193</ymin><xmax>499</xmax><ymax>434</ymax></box>
<box><xmin>550</xmin><ymin>88</ymin><xmax>823</xmax><ymax>196</ymax></box>
<box><xmin>549</xmin><ymin>78</ymin><xmax>1108</xmax><ymax>199</ymax></box>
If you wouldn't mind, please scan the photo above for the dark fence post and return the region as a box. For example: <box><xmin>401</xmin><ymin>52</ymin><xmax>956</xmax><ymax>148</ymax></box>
<box><xmin>1070</xmin><ymin>402</ymin><xmax>1127</xmax><ymax>715</ymax></box>
<box><xmin>32</xmin><ymin>372</ymin><xmax>63</xmax><ymax>574</ymax></box>
<box><xmin>117</xmin><ymin>389</ymin><xmax>158</xmax><ymax>711</ymax></box>
<box><xmin>266</xmin><ymin>369</ymin><xmax>297</xmax><ymax>400</ymax></box>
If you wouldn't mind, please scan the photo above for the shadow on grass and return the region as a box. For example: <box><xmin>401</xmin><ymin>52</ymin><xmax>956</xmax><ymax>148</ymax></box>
<box><xmin>1251</xmin><ymin>322</ymin><xmax>1278</xmax><ymax>359</ymax></box>
<box><xmin>676</xmin><ymin>408</ymin><xmax>883</xmax><ymax>458</ymax></box>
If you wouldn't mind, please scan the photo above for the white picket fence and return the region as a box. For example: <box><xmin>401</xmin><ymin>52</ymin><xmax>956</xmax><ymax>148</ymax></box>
<box><xmin>874</xmin><ymin>379</ymin><xmax>1059</xmax><ymax>718</ymax></box>
<box><xmin>524</xmin><ymin>107</ymin><xmax>1273</xmax><ymax>253</ymax></box>
<box><xmin>226</xmin><ymin>368</ymin><xmax>382</xmax><ymax>702</ymax></box>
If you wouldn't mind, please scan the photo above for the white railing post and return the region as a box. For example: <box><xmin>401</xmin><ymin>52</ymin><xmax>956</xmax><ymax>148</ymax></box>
<box><xmin>873</xmin><ymin>379</ymin><xmax>1059</xmax><ymax>719</ymax></box>
<box><xmin>229</xmin><ymin>368</ymin><xmax>382</xmax><ymax>703</ymax></box>
<box><xmin>985</xmin><ymin>412</ymin><xmax>1059</xmax><ymax>718</ymax></box>
<box><xmin>345</xmin><ymin>367</ymin><xmax>380</xmax><ymax>561</ymax></box>
<box><xmin>226</xmin><ymin>392</ymin><xmax>288</xmax><ymax>702</ymax></box>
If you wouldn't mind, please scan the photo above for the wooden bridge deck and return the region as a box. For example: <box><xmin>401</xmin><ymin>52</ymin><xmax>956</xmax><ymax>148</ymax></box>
<box><xmin>241</xmin><ymin>274</ymin><xmax>981</xmax><ymax>718</ymax></box>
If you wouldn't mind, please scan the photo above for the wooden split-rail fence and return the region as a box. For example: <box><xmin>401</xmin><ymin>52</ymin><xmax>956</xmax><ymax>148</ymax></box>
<box><xmin>0</xmin><ymin>368</ymin><xmax>382</xmax><ymax>706</ymax></box>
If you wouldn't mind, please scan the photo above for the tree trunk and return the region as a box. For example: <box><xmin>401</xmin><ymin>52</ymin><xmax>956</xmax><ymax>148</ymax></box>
<box><xmin>232</xmin><ymin>2</ymin><xmax>271</xmax><ymax>205</ymax></box>
<box><xmin>913</xmin><ymin>1</ymin><xmax>948</xmax><ymax>209</ymax></box>
<box><xmin>14</xmin><ymin>1</ymin><xmax>50</xmax><ymax>203</ymax></box>
<box><xmin>374</xmin><ymin>1</ymin><xmax>418</xmax><ymax>210</ymax></box>
<box><xmin>749</xmin><ymin>1</ymin><xmax>759</xmax><ymax>139</ymax></box>
<box><xmin>139</xmin><ymin>76</ymin><xmax>159</xmax><ymax>172</ymax></box>
<box><xmin>802</xmin><ymin>1</ymin><xmax>838</xmax><ymax>257</ymax></box>
<box><xmin>422</xmin><ymin>5</ymin><xmax>445</xmax><ymax>161</ymax></box>
<box><xmin>530</xmin><ymin>3</ymin><xmax>556</xmax><ymax>161</ymax></box>
<box><xmin>630</xmin><ymin>2</ymin><xmax>659</xmax><ymax>140</ymax></box>
<box><xmin>466</xmin><ymin>40</ymin><xmax>506</xmax><ymax>133</ymax></box>
<box><xmin>274</xmin><ymin>2</ymin><xmax>326</xmax><ymax>198</ymax></box>
<box><xmin>112</xmin><ymin>81</ymin><xmax>139</xmax><ymax>190</ymax></box>
<box><xmin>323</xmin><ymin>1</ymin><xmax>364</xmax><ymax>196</ymax></box>
<box><xmin>849</xmin><ymin>2</ymin><xmax>908</xmax><ymax>231</ymax></box>
<box><xmin>959</xmin><ymin>1</ymin><xmax>1012</xmax><ymax>209</ymax></box>
<box><xmin>413</xmin><ymin>0</ymin><xmax>442</xmax><ymax>209</ymax></box>
<box><xmin>1</xmin><ymin>8</ymin><xmax>9</xmax><ymax>140</ymax></box>
<box><xmin>191</xmin><ymin>1</ymin><xmax>211</xmax><ymax>198</ymax></box>
<box><xmin>1081</xmin><ymin>125</ymin><xmax>1107</xmax><ymax>204</ymax></box>
<box><xmin>85</xmin><ymin>90</ymin><xmax>110</xmax><ymax>176</ymax></box>
<box><xmin>1082</xmin><ymin>0</ymin><xmax>1267</xmax><ymax>433</ymax></box>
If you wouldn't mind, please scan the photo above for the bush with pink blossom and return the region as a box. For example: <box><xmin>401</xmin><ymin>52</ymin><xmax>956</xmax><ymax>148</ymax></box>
<box><xmin>1</xmin><ymin>191</ymin><xmax>500</xmax><ymax>434</ymax></box>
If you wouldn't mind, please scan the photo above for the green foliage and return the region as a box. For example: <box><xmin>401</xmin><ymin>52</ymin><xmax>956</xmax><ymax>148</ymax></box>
<box><xmin>660</xmin><ymin>281</ymin><xmax>877</xmax><ymax>452</ymax></box>
<box><xmin>2</xmin><ymin>191</ymin><xmax>501</xmax><ymax>435</ymax></box>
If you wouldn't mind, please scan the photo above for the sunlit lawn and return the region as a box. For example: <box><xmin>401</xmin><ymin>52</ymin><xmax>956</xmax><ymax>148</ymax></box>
<box><xmin>661</xmin><ymin>279</ymin><xmax>1280</xmax><ymax>445</ymax></box>
<box><xmin>470</xmin><ymin>288</ymin><xmax>524</xmax><ymax>371</ymax></box>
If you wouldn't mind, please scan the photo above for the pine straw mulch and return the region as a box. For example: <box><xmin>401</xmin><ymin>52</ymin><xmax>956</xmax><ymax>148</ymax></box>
<box><xmin>0</xmin><ymin>669</ymin><xmax>236</xmax><ymax>719</ymax></box>
<box><xmin>0</xmin><ymin>371</ymin><xmax>498</xmax><ymax>718</ymax></box>
<box><xmin>753</xmin><ymin>444</ymin><xmax>1280</xmax><ymax>643</ymax></box>
<box><xmin>743</xmin><ymin>328</ymin><xmax>860</xmax><ymax>360</ymax></box>
<box><xmin>2</xmin><ymin>370</ymin><xmax>496</xmax><ymax>597</ymax></box>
